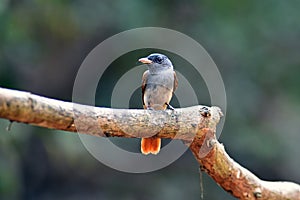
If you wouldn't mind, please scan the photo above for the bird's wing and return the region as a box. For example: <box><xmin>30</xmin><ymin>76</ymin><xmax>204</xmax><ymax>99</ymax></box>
<box><xmin>173</xmin><ymin>71</ymin><xmax>178</xmax><ymax>92</ymax></box>
<box><xmin>142</xmin><ymin>70</ymin><xmax>149</xmax><ymax>108</ymax></box>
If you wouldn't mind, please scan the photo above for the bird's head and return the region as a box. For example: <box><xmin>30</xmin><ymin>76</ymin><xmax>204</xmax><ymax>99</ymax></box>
<box><xmin>138</xmin><ymin>53</ymin><xmax>173</xmax><ymax>73</ymax></box>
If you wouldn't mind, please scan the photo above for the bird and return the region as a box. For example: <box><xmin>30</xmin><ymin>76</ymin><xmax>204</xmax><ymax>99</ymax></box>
<box><xmin>138</xmin><ymin>53</ymin><xmax>178</xmax><ymax>155</ymax></box>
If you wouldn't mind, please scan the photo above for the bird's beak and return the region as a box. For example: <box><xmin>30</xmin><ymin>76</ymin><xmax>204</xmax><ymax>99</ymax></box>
<box><xmin>138</xmin><ymin>57</ymin><xmax>152</xmax><ymax>64</ymax></box>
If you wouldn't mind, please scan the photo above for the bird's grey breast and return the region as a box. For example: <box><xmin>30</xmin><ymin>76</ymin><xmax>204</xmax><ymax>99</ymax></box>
<box><xmin>146</xmin><ymin>70</ymin><xmax>174</xmax><ymax>91</ymax></box>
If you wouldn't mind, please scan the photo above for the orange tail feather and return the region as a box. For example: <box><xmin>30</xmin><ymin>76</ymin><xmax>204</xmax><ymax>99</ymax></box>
<box><xmin>141</xmin><ymin>138</ymin><xmax>161</xmax><ymax>155</ymax></box>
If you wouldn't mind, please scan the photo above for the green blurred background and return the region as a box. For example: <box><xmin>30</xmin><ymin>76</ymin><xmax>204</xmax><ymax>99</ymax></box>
<box><xmin>1</xmin><ymin>0</ymin><xmax>300</xmax><ymax>199</ymax></box>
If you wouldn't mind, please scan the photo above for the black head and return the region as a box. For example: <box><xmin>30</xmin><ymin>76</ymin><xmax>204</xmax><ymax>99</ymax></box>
<box><xmin>138</xmin><ymin>53</ymin><xmax>173</xmax><ymax>71</ymax></box>
<box><xmin>147</xmin><ymin>54</ymin><xmax>168</xmax><ymax>64</ymax></box>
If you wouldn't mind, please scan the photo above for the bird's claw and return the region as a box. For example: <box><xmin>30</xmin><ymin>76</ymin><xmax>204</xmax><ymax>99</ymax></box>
<box><xmin>165</xmin><ymin>103</ymin><xmax>175</xmax><ymax>111</ymax></box>
<box><xmin>200</xmin><ymin>106</ymin><xmax>211</xmax><ymax>117</ymax></box>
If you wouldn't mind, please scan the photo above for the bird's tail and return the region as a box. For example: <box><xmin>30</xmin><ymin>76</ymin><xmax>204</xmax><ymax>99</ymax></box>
<box><xmin>141</xmin><ymin>138</ymin><xmax>161</xmax><ymax>155</ymax></box>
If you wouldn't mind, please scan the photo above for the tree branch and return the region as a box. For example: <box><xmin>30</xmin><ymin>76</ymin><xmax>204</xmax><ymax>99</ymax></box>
<box><xmin>0</xmin><ymin>87</ymin><xmax>299</xmax><ymax>200</ymax></box>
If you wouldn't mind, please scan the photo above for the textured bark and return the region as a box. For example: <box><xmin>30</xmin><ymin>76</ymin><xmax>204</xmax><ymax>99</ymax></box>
<box><xmin>0</xmin><ymin>87</ymin><xmax>218</xmax><ymax>140</ymax></box>
<box><xmin>0</xmin><ymin>87</ymin><xmax>299</xmax><ymax>200</ymax></box>
<box><xmin>190</xmin><ymin>137</ymin><xmax>300</xmax><ymax>200</ymax></box>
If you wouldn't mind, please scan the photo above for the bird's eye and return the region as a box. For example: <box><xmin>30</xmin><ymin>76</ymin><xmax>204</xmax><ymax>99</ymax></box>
<box><xmin>154</xmin><ymin>56</ymin><xmax>163</xmax><ymax>63</ymax></box>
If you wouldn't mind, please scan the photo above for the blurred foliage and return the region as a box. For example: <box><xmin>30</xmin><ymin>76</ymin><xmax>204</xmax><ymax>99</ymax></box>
<box><xmin>0</xmin><ymin>0</ymin><xmax>300</xmax><ymax>199</ymax></box>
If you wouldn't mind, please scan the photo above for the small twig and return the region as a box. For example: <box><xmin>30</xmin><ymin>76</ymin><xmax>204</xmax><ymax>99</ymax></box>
<box><xmin>6</xmin><ymin>120</ymin><xmax>14</xmax><ymax>131</ymax></box>
<box><xmin>199</xmin><ymin>166</ymin><xmax>204</xmax><ymax>200</ymax></box>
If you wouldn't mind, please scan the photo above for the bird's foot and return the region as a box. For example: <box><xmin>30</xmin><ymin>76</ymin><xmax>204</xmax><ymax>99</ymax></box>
<box><xmin>200</xmin><ymin>106</ymin><xmax>211</xmax><ymax>117</ymax></box>
<box><xmin>165</xmin><ymin>103</ymin><xmax>175</xmax><ymax>110</ymax></box>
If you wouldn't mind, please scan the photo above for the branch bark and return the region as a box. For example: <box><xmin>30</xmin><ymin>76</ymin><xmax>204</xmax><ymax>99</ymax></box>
<box><xmin>0</xmin><ymin>87</ymin><xmax>299</xmax><ymax>200</ymax></box>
